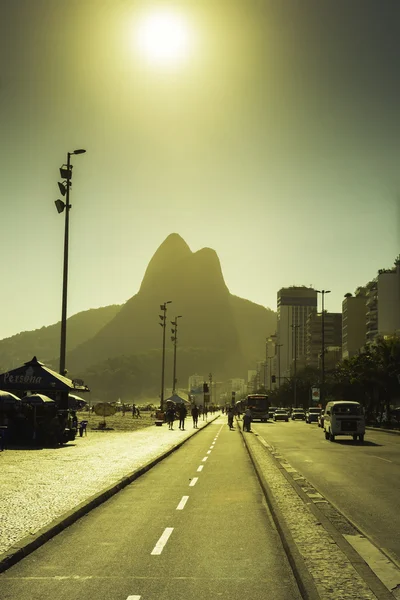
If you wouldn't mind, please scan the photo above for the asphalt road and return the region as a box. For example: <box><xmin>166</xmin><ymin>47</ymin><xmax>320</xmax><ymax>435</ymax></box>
<box><xmin>0</xmin><ymin>417</ymin><xmax>302</xmax><ymax>600</ymax></box>
<box><xmin>252</xmin><ymin>419</ymin><xmax>400</xmax><ymax>565</ymax></box>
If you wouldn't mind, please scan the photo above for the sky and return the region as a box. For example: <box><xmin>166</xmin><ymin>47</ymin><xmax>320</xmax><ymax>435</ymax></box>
<box><xmin>1</xmin><ymin>0</ymin><xmax>399</xmax><ymax>340</ymax></box>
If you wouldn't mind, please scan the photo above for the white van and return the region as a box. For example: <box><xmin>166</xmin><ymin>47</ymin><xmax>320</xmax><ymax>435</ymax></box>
<box><xmin>323</xmin><ymin>401</ymin><xmax>365</xmax><ymax>443</ymax></box>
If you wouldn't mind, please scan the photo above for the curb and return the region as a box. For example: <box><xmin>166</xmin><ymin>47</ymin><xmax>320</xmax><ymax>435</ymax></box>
<box><xmin>244</xmin><ymin>426</ymin><xmax>397</xmax><ymax>600</ymax></box>
<box><xmin>0</xmin><ymin>416</ymin><xmax>217</xmax><ymax>574</ymax></box>
<box><xmin>366</xmin><ymin>426</ymin><xmax>400</xmax><ymax>436</ymax></box>
<box><xmin>239</xmin><ymin>424</ymin><xmax>321</xmax><ymax>600</ymax></box>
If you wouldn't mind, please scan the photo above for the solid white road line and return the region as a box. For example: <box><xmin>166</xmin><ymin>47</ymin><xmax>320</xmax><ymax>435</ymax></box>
<box><xmin>151</xmin><ymin>528</ymin><xmax>174</xmax><ymax>555</ymax></box>
<box><xmin>371</xmin><ymin>455</ymin><xmax>392</xmax><ymax>463</ymax></box>
<box><xmin>197</xmin><ymin>465</ymin><xmax>204</xmax><ymax>472</ymax></box>
<box><xmin>202</xmin><ymin>456</ymin><xmax>208</xmax><ymax>462</ymax></box>
<box><xmin>189</xmin><ymin>477</ymin><xmax>199</xmax><ymax>487</ymax></box>
<box><xmin>176</xmin><ymin>496</ymin><xmax>189</xmax><ymax>510</ymax></box>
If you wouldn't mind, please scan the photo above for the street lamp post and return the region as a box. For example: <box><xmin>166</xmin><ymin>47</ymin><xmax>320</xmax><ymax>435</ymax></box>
<box><xmin>171</xmin><ymin>315</ymin><xmax>182</xmax><ymax>395</ymax></box>
<box><xmin>291</xmin><ymin>324</ymin><xmax>300</xmax><ymax>408</ymax></box>
<box><xmin>268</xmin><ymin>356</ymin><xmax>274</xmax><ymax>389</ymax></box>
<box><xmin>264</xmin><ymin>338</ymin><xmax>268</xmax><ymax>389</ymax></box>
<box><xmin>316</xmin><ymin>290</ymin><xmax>331</xmax><ymax>404</ymax></box>
<box><xmin>159</xmin><ymin>301</ymin><xmax>172</xmax><ymax>411</ymax></box>
<box><xmin>55</xmin><ymin>149</ymin><xmax>86</xmax><ymax>376</ymax></box>
<box><xmin>276</xmin><ymin>344</ymin><xmax>283</xmax><ymax>387</ymax></box>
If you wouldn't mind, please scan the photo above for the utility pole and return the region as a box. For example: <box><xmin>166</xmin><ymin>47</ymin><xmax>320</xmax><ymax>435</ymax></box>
<box><xmin>209</xmin><ymin>372</ymin><xmax>213</xmax><ymax>406</ymax></box>
<box><xmin>264</xmin><ymin>338</ymin><xmax>268</xmax><ymax>389</ymax></box>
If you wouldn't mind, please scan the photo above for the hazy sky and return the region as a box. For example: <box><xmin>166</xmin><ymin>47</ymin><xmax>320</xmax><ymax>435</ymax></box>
<box><xmin>1</xmin><ymin>0</ymin><xmax>399</xmax><ymax>340</ymax></box>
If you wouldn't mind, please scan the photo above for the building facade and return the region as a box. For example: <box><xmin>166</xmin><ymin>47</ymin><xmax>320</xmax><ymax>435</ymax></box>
<box><xmin>277</xmin><ymin>287</ymin><xmax>318</xmax><ymax>382</ymax></box>
<box><xmin>306</xmin><ymin>311</ymin><xmax>342</xmax><ymax>369</ymax></box>
<box><xmin>342</xmin><ymin>289</ymin><xmax>367</xmax><ymax>359</ymax></box>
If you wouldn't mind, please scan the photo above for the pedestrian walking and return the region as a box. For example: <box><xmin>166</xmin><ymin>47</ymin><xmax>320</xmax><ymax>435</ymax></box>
<box><xmin>178</xmin><ymin>404</ymin><xmax>187</xmax><ymax>430</ymax></box>
<box><xmin>132</xmin><ymin>404</ymin><xmax>136</xmax><ymax>418</ymax></box>
<box><xmin>166</xmin><ymin>405</ymin><xmax>175</xmax><ymax>430</ymax></box>
<box><xmin>243</xmin><ymin>408</ymin><xmax>253</xmax><ymax>432</ymax></box>
<box><xmin>227</xmin><ymin>407</ymin><xmax>234</xmax><ymax>429</ymax></box>
<box><xmin>191</xmin><ymin>405</ymin><xmax>199</xmax><ymax>428</ymax></box>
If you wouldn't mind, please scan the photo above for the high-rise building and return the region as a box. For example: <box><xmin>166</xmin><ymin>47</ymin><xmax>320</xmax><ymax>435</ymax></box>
<box><xmin>342</xmin><ymin>289</ymin><xmax>367</xmax><ymax>359</ymax></box>
<box><xmin>306</xmin><ymin>311</ymin><xmax>342</xmax><ymax>368</ymax></box>
<box><xmin>365</xmin><ymin>257</ymin><xmax>400</xmax><ymax>343</ymax></box>
<box><xmin>277</xmin><ymin>287</ymin><xmax>318</xmax><ymax>382</ymax></box>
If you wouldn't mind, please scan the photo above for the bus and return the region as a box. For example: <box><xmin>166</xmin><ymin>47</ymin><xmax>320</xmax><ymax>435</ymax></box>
<box><xmin>238</xmin><ymin>394</ymin><xmax>270</xmax><ymax>422</ymax></box>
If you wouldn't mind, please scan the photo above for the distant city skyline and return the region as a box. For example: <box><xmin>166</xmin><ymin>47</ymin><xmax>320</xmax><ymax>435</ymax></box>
<box><xmin>1</xmin><ymin>0</ymin><xmax>399</xmax><ymax>340</ymax></box>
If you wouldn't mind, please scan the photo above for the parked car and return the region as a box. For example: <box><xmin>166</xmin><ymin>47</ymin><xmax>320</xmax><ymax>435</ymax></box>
<box><xmin>273</xmin><ymin>409</ymin><xmax>289</xmax><ymax>422</ymax></box>
<box><xmin>306</xmin><ymin>407</ymin><xmax>322</xmax><ymax>423</ymax></box>
<box><xmin>318</xmin><ymin>412</ymin><xmax>325</xmax><ymax>428</ymax></box>
<box><xmin>291</xmin><ymin>409</ymin><xmax>306</xmax><ymax>420</ymax></box>
<box><xmin>268</xmin><ymin>406</ymin><xmax>278</xmax><ymax>418</ymax></box>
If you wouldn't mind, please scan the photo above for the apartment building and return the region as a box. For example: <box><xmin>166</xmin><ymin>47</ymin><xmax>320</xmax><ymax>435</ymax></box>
<box><xmin>342</xmin><ymin>289</ymin><xmax>367</xmax><ymax>359</ymax></box>
<box><xmin>277</xmin><ymin>287</ymin><xmax>318</xmax><ymax>381</ymax></box>
<box><xmin>366</xmin><ymin>257</ymin><xmax>400</xmax><ymax>343</ymax></box>
<box><xmin>306</xmin><ymin>311</ymin><xmax>342</xmax><ymax>369</ymax></box>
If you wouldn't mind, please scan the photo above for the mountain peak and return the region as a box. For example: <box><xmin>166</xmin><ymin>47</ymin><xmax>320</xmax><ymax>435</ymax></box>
<box><xmin>139</xmin><ymin>233</ymin><xmax>192</xmax><ymax>292</ymax></box>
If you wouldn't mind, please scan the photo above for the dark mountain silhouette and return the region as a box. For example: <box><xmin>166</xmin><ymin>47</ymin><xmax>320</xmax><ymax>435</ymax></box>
<box><xmin>0</xmin><ymin>234</ymin><xmax>276</xmax><ymax>398</ymax></box>
<box><xmin>0</xmin><ymin>305</ymin><xmax>121</xmax><ymax>372</ymax></box>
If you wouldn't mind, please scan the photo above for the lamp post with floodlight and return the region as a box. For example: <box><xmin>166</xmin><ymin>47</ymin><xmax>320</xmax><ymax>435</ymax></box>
<box><xmin>171</xmin><ymin>315</ymin><xmax>182</xmax><ymax>395</ymax></box>
<box><xmin>316</xmin><ymin>289</ymin><xmax>331</xmax><ymax>404</ymax></box>
<box><xmin>159</xmin><ymin>301</ymin><xmax>172</xmax><ymax>411</ymax></box>
<box><xmin>55</xmin><ymin>149</ymin><xmax>86</xmax><ymax>376</ymax></box>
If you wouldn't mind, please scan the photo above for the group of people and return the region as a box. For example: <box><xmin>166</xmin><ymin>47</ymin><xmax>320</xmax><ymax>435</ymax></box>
<box><xmin>165</xmin><ymin>404</ymin><xmax>201</xmax><ymax>430</ymax></box>
<box><xmin>227</xmin><ymin>406</ymin><xmax>253</xmax><ymax>432</ymax></box>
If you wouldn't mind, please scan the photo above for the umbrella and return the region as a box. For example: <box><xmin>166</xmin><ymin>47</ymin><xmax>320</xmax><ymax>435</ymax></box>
<box><xmin>21</xmin><ymin>394</ymin><xmax>56</xmax><ymax>405</ymax></box>
<box><xmin>0</xmin><ymin>390</ymin><xmax>21</xmax><ymax>409</ymax></box>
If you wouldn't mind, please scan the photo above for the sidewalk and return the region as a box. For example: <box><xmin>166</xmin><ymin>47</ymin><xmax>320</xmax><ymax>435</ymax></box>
<box><xmin>0</xmin><ymin>415</ymin><xmax>216</xmax><ymax>571</ymax></box>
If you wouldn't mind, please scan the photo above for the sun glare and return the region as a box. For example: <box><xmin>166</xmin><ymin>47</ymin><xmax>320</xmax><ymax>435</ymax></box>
<box><xmin>135</xmin><ymin>9</ymin><xmax>192</xmax><ymax>66</ymax></box>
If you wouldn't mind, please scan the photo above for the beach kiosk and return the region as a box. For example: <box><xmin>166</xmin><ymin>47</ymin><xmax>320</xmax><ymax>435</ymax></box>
<box><xmin>0</xmin><ymin>356</ymin><xmax>90</xmax><ymax>446</ymax></box>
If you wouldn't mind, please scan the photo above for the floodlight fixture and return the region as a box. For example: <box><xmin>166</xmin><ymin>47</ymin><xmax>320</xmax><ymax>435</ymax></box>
<box><xmin>58</xmin><ymin>182</ymin><xmax>67</xmax><ymax>196</ymax></box>
<box><xmin>54</xmin><ymin>199</ymin><xmax>65</xmax><ymax>214</ymax></box>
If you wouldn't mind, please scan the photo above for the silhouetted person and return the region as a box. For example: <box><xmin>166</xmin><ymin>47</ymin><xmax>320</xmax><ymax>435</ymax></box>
<box><xmin>132</xmin><ymin>404</ymin><xmax>136</xmax><ymax>418</ymax></box>
<box><xmin>243</xmin><ymin>408</ymin><xmax>252</xmax><ymax>432</ymax></box>
<box><xmin>191</xmin><ymin>405</ymin><xmax>199</xmax><ymax>428</ymax></box>
<box><xmin>227</xmin><ymin>407</ymin><xmax>234</xmax><ymax>429</ymax></box>
<box><xmin>166</xmin><ymin>406</ymin><xmax>175</xmax><ymax>430</ymax></box>
<box><xmin>178</xmin><ymin>404</ymin><xmax>187</xmax><ymax>430</ymax></box>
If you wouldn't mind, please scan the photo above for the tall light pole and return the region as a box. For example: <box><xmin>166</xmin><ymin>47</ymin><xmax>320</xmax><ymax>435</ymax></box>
<box><xmin>159</xmin><ymin>301</ymin><xmax>172</xmax><ymax>411</ymax></box>
<box><xmin>55</xmin><ymin>149</ymin><xmax>86</xmax><ymax>376</ymax></box>
<box><xmin>264</xmin><ymin>338</ymin><xmax>268</xmax><ymax>389</ymax></box>
<box><xmin>316</xmin><ymin>290</ymin><xmax>331</xmax><ymax>404</ymax></box>
<box><xmin>276</xmin><ymin>344</ymin><xmax>283</xmax><ymax>387</ymax></box>
<box><xmin>291</xmin><ymin>324</ymin><xmax>300</xmax><ymax>407</ymax></box>
<box><xmin>268</xmin><ymin>356</ymin><xmax>274</xmax><ymax>389</ymax></box>
<box><xmin>171</xmin><ymin>315</ymin><xmax>182</xmax><ymax>395</ymax></box>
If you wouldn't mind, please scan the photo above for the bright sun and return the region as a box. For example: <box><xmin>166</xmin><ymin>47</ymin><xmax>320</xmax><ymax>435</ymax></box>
<box><xmin>136</xmin><ymin>9</ymin><xmax>191</xmax><ymax>66</ymax></box>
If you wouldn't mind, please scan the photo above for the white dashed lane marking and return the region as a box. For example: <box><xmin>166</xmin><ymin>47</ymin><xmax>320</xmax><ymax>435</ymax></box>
<box><xmin>197</xmin><ymin>465</ymin><xmax>204</xmax><ymax>472</ymax></box>
<box><xmin>189</xmin><ymin>477</ymin><xmax>198</xmax><ymax>487</ymax></box>
<box><xmin>176</xmin><ymin>496</ymin><xmax>189</xmax><ymax>510</ymax></box>
<box><xmin>127</xmin><ymin>596</ymin><xmax>141</xmax><ymax>600</ymax></box>
<box><xmin>202</xmin><ymin>456</ymin><xmax>208</xmax><ymax>462</ymax></box>
<box><xmin>371</xmin><ymin>455</ymin><xmax>392</xmax><ymax>463</ymax></box>
<box><xmin>151</xmin><ymin>528</ymin><xmax>174</xmax><ymax>555</ymax></box>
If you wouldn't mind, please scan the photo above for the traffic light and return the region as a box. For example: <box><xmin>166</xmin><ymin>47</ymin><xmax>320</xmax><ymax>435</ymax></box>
<box><xmin>203</xmin><ymin>383</ymin><xmax>209</xmax><ymax>393</ymax></box>
<box><xmin>271</xmin><ymin>375</ymin><xmax>276</xmax><ymax>383</ymax></box>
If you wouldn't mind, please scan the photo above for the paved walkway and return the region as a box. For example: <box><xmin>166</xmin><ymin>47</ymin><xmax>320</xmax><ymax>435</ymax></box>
<box><xmin>0</xmin><ymin>416</ymin><xmax>215</xmax><ymax>559</ymax></box>
<box><xmin>1</xmin><ymin>415</ymin><xmax>399</xmax><ymax>599</ymax></box>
